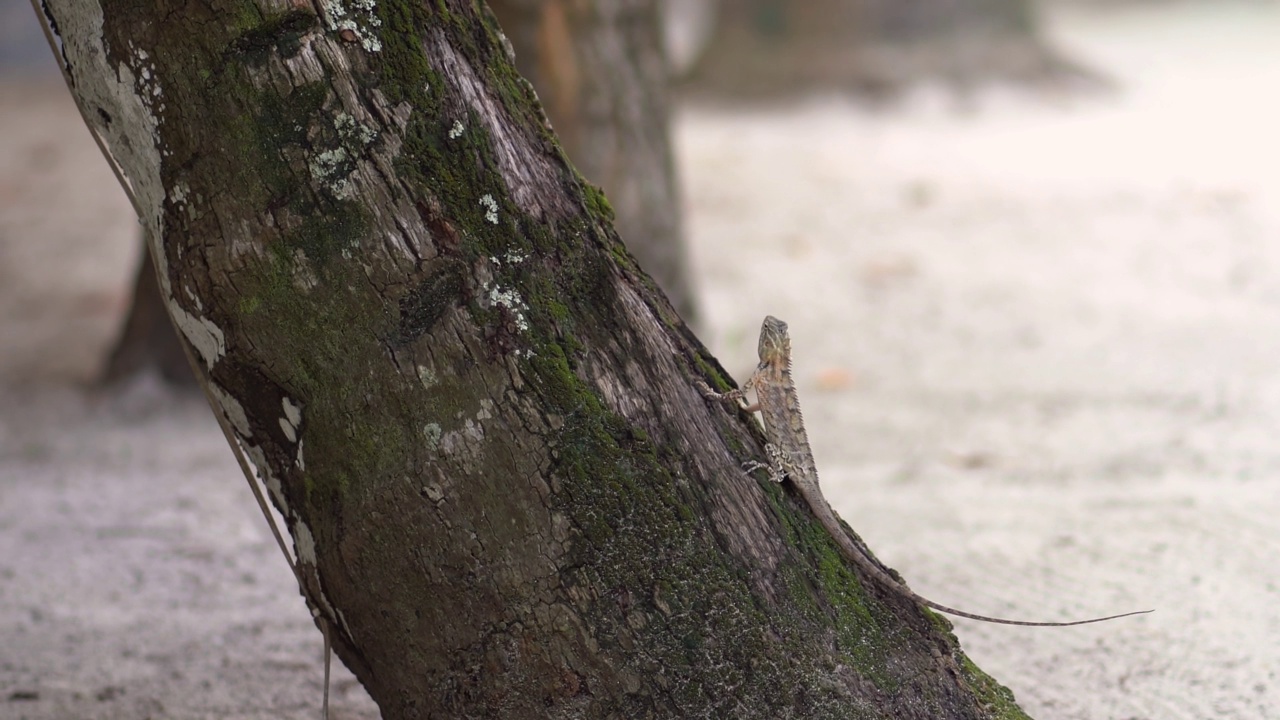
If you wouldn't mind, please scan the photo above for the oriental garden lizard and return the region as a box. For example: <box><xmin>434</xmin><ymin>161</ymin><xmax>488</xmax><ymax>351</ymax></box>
<box><xmin>699</xmin><ymin>315</ymin><xmax>1153</xmax><ymax>627</ymax></box>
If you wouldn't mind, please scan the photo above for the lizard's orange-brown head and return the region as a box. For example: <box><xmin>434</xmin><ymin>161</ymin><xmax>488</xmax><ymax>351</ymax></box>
<box><xmin>758</xmin><ymin>315</ymin><xmax>791</xmax><ymax>364</ymax></box>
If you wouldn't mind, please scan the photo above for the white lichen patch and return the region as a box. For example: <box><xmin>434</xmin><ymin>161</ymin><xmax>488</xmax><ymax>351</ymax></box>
<box><xmin>480</xmin><ymin>194</ymin><xmax>499</xmax><ymax>224</ymax></box>
<box><xmin>129</xmin><ymin>44</ymin><xmax>165</xmax><ymax>118</ymax></box>
<box><xmin>422</xmin><ymin>422</ymin><xmax>442</xmax><ymax>451</ymax></box>
<box><xmin>486</xmin><ymin>283</ymin><xmax>530</xmax><ymax>331</ymax></box>
<box><xmin>295</xmin><ymin>439</ymin><xmax>306</xmax><ymax>471</ymax></box>
<box><xmin>308</xmin><ymin>113</ymin><xmax>376</xmax><ymax>200</ymax></box>
<box><xmin>263</xmin><ymin>461</ymin><xmax>288</xmax><ymax>511</ymax></box>
<box><xmin>282</xmin><ymin>396</ymin><xmax>303</xmax><ymax>428</ymax></box>
<box><xmin>448</xmin><ymin>120</ymin><xmax>464</xmax><ymax>139</ymax></box>
<box><xmin>279</xmin><ymin>397</ymin><xmax>302</xmax><ymax>443</ymax></box>
<box><xmin>183</xmin><ymin>283</ymin><xmax>202</xmax><ymax>312</ymax></box>
<box><xmin>169</xmin><ymin>300</ymin><xmax>225</xmax><ymax>369</ymax></box>
<box><xmin>309</xmin><ymin>147</ymin><xmax>353</xmax><ymax>198</ymax></box>
<box><xmin>238</xmin><ymin>441</ymin><xmax>292</xmax><ymax>531</ymax></box>
<box><xmin>208</xmin><ymin>382</ymin><xmax>251</xmax><ymax>437</ymax></box>
<box><xmin>295</xmin><ymin>520</ymin><xmax>318</xmax><ymax>566</ymax></box>
<box><xmin>489</xmin><ymin>250</ymin><xmax>526</xmax><ymax>268</ymax></box>
<box><xmin>416</xmin><ymin>365</ymin><xmax>437</xmax><ymax>388</ymax></box>
<box><xmin>320</xmin><ymin>0</ymin><xmax>383</xmax><ymax>52</ymax></box>
<box><xmin>335</xmin><ymin>112</ymin><xmax>377</xmax><ymax>146</ymax></box>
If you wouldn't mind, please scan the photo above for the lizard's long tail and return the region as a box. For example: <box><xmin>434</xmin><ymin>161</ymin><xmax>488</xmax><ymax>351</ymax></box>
<box><xmin>913</xmin><ymin>597</ymin><xmax>1153</xmax><ymax>627</ymax></box>
<box><xmin>821</xmin><ymin>503</ymin><xmax>1154</xmax><ymax>626</ymax></box>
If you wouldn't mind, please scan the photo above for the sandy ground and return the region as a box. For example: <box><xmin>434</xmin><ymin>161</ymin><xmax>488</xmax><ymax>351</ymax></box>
<box><xmin>3</xmin><ymin>3</ymin><xmax>1280</xmax><ymax>719</ymax></box>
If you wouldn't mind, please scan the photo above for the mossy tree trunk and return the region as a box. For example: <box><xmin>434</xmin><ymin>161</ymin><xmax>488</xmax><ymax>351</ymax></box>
<box><xmin>43</xmin><ymin>0</ymin><xmax>1029</xmax><ymax>717</ymax></box>
<box><xmin>487</xmin><ymin>0</ymin><xmax>695</xmax><ymax>323</ymax></box>
<box><xmin>102</xmin><ymin>0</ymin><xmax>692</xmax><ymax>389</ymax></box>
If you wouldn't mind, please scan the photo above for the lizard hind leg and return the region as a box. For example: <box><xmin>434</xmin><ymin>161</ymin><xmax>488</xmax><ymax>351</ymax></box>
<box><xmin>741</xmin><ymin>443</ymin><xmax>788</xmax><ymax>483</ymax></box>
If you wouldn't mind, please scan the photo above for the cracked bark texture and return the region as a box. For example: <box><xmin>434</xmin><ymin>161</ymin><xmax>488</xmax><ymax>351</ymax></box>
<box><xmin>42</xmin><ymin>0</ymin><xmax>1030</xmax><ymax>717</ymax></box>
<box><xmin>101</xmin><ymin>0</ymin><xmax>692</xmax><ymax>387</ymax></box>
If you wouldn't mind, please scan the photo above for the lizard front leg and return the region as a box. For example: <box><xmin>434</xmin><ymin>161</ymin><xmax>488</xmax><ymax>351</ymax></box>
<box><xmin>697</xmin><ymin>376</ymin><xmax>781</xmax><ymax>480</ymax></box>
<box><xmin>696</xmin><ymin>380</ymin><xmax>744</xmax><ymax>404</ymax></box>
<box><xmin>696</xmin><ymin>371</ymin><xmax>761</xmax><ymax>411</ymax></box>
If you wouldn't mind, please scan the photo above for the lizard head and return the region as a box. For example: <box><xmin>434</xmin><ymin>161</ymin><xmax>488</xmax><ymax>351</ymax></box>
<box><xmin>758</xmin><ymin>315</ymin><xmax>791</xmax><ymax>364</ymax></box>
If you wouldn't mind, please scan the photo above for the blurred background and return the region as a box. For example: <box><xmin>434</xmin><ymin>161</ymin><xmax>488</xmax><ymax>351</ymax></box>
<box><xmin>2</xmin><ymin>1</ymin><xmax>1279</xmax><ymax>718</ymax></box>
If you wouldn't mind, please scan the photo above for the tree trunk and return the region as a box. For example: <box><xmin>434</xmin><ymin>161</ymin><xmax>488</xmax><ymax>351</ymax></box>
<box><xmin>102</xmin><ymin>0</ymin><xmax>693</xmax><ymax>391</ymax></box>
<box><xmin>861</xmin><ymin>0</ymin><xmax>1036</xmax><ymax>40</ymax></box>
<box><xmin>486</xmin><ymin>0</ymin><xmax>695</xmax><ymax>323</ymax></box>
<box><xmin>685</xmin><ymin>0</ymin><xmax>1100</xmax><ymax>100</ymax></box>
<box><xmin>43</xmin><ymin>0</ymin><xmax>1029</xmax><ymax>717</ymax></box>
<box><xmin>101</xmin><ymin>239</ymin><xmax>196</xmax><ymax>386</ymax></box>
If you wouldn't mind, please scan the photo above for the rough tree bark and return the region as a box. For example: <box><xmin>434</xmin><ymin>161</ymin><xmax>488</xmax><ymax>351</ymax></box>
<box><xmin>100</xmin><ymin>0</ymin><xmax>692</xmax><ymax>388</ymax></box>
<box><xmin>44</xmin><ymin>0</ymin><xmax>1029</xmax><ymax>717</ymax></box>
<box><xmin>487</xmin><ymin>0</ymin><xmax>695</xmax><ymax>323</ymax></box>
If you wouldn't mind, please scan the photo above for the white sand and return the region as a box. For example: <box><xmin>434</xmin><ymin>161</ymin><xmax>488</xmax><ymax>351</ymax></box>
<box><xmin>3</xmin><ymin>4</ymin><xmax>1279</xmax><ymax>718</ymax></box>
<box><xmin>684</xmin><ymin>5</ymin><xmax>1280</xmax><ymax>718</ymax></box>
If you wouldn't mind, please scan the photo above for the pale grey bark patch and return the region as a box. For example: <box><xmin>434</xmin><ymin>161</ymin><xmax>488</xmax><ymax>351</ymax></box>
<box><xmin>47</xmin><ymin>0</ymin><xmax>234</xmax><ymax>372</ymax></box>
<box><xmin>280</xmin><ymin>396</ymin><xmax>304</xmax><ymax>444</ymax></box>
<box><xmin>168</xmin><ymin>302</ymin><xmax>226</xmax><ymax>367</ymax></box>
<box><xmin>606</xmin><ymin>280</ymin><xmax>790</xmax><ymax>577</ymax></box>
<box><xmin>44</xmin><ymin>0</ymin><xmax>164</xmax><ymax>233</ymax></box>
<box><xmin>426</xmin><ymin>28</ymin><xmax>576</xmax><ymax>222</ymax></box>
<box><xmin>208</xmin><ymin>381</ymin><xmax>252</xmax><ymax>438</ymax></box>
<box><xmin>44</xmin><ymin>0</ymin><xmax>165</xmax><ymax>276</ymax></box>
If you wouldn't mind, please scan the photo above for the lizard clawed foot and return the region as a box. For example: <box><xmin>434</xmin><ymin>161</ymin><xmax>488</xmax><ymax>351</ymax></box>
<box><xmin>741</xmin><ymin>459</ymin><xmax>786</xmax><ymax>483</ymax></box>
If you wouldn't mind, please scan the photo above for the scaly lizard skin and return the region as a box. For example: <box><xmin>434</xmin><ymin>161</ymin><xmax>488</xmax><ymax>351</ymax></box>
<box><xmin>702</xmin><ymin>315</ymin><xmax>1153</xmax><ymax>627</ymax></box>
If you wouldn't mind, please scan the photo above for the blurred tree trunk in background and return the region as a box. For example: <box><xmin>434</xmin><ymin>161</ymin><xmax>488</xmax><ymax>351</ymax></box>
<box><xmin>102</xmin><ymin>241</ymin><xmax>196</xmax><ymax>386</ymax></box>
<box><xmin>102</xmin><ymin>0</ymin><xmax>694</xmax><ymax>388</ymax></box>
<box><xmin>686</xmin><ymin>0</ymin><xmax>1100</xmax><ymax>100</ymax></box>
<box><xmin>863</xmin><ymin>0</ymin><xmax>1036</xmax><ymax>40</ymax></box>
<box><xmin>486</xmin><ymin>0</ymin><xmax>694</xmax><ymax>322</ymax></box>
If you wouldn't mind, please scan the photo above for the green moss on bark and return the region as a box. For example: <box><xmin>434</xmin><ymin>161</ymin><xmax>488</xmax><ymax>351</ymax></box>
<box><xmin>227</xmin><ymin>9</ymin><xmax>317</xmax><ymax>64</ymax></box>
<box><xmin>961</xmin><ymin>656</ymin><xmax>1035</xmax><ymax>720</ymax></box>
